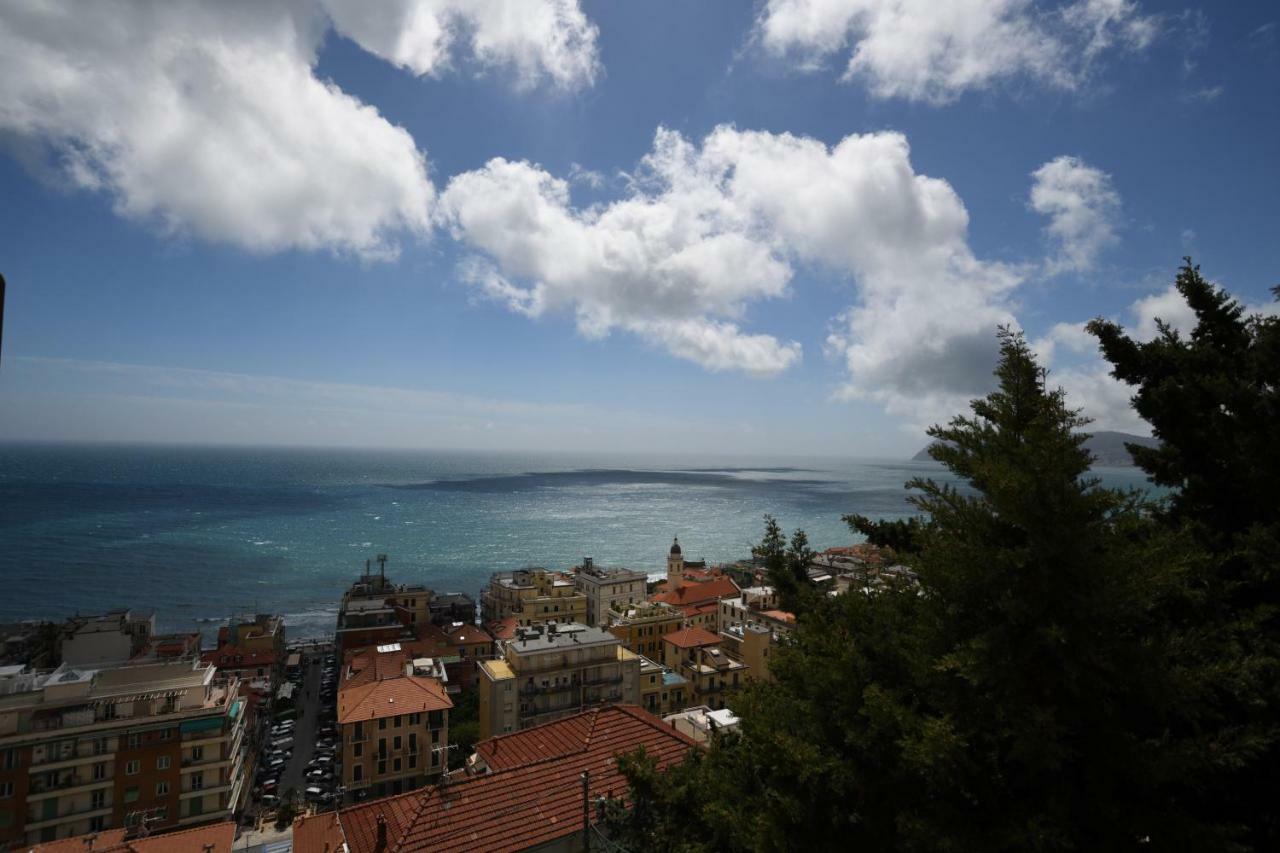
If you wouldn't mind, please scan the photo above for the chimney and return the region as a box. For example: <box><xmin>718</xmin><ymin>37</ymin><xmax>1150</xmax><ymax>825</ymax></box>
<box><xmin>375</xmin><ymin>813</ymin><xmax>388</xmax><ymax>851</ymax></box>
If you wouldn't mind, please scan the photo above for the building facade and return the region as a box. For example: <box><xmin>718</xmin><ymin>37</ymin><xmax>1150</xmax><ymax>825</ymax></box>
<box><xmin>337</xmin><ymin>645</ymin><xmax>452</xmax><ymax>802</ymax></box>
<box><xmin>661</xmin><ymin>628</ymin><xmax>749</xmax><ymax>712</ymax></box>
<box><xmin>606</xmin><ymin>602</ymin><xmax>686</xmax><ymax>659</ymax></box>
<box><xmin>479</xmin><ymin>569</ymin><xmax>588</xmax><ymax>627</ymax></box>
<box><xmin>0</xmin><ymin>658</ymin><xmax>247</xmax><ymax>848</ymax></box>
<box><xmin>476</xmin><ymin>624</ymin><xmax>640</xmax><ymax>740</ymax></box>
<box><xmin>573</xmin><ymin>559</ymin><xmax>647</xmax><ymax>627</ymax></box>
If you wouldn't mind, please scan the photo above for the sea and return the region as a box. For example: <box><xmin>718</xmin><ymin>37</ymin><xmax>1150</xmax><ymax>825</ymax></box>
<box><xmin>0</xmin><ymin>443</ymin><xmax>1157</xmax><ymax>641</ymax></box>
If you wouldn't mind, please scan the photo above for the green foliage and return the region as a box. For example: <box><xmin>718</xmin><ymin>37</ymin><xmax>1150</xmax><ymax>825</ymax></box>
<box><xmin>1088</xmin><ymin>259</ymin><xmax>1280</xmax><ymax>848</ymax></box>
<box><xmin>609</xmin><ymin>326</ymin><xmax>1224</xmax><ymax>851</ymax></box>
<box><xmin>449</xmin><ymin>689</ymin><xmax>480</xmax><ymax>770</ymax></box>
<box><xmin>752</xmin><ymin>514</ymin><xmax>820</xmax><ymax>613</ymax></box>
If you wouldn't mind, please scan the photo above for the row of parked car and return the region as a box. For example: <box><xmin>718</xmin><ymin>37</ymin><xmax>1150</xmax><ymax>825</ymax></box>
<box><xmin>303</xmin><ymin>655</ymin><xmax>344</xmax><ymax>807</ymax></box>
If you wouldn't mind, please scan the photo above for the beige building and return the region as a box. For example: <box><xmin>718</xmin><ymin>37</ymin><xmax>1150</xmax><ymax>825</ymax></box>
<box><xmin>606</xmin><ymin>601</ymin><xmax>686</xmax><ymax>659</ymax></box>
<box><xmin>661</xmin><ymin>627</ymin><xmax>748</xmax><ymax>711</ymax></box>
<box><xmin>476</xmin><ymin>624</ymin><xmax>640</xmax><ymax>740</ymax></box>
<box><xmin>637</xmin><ymin>656</ymin><xmax>689</xmax><ymax>718</ymax></box>
<box><xmin>717</xmin><ymin>586</ymin><xmax>793</xmax><ymax>682</ymax></box>
<box><xmin>60</xmin><ymin>610</ymin><xmax>155</xmax><ymax>667</ymax></box>
<box><xmin>0</xmin><ymin>658</ymin><xmax>248</xmax><ymax>848</ymax></box>
<box><xmin>479</xmin><ymin>569</ymin><xmax>587</xmax><ymax>627</ymax></box>
<box><xmin>337</xmin><ymin>644</ymin><xmax>452</xmax><ymax>802</ymax></box>
<box><xmin>573</xmin><ymin>559</ymin><xmax>648</xmax><ymax>627</ymax></box>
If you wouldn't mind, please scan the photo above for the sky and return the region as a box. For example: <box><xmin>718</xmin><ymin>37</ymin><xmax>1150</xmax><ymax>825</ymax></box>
<box><xmin>0</xmin><ymin>0</ymin><xmax>1277</xmax><ymax>457</ymax></box>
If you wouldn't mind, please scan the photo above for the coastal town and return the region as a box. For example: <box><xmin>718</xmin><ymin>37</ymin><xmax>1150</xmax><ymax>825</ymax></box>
<box><xmin>0</xmin><ymin>538</ymin><xmax>903</xmax><ymax>852</ymax></box>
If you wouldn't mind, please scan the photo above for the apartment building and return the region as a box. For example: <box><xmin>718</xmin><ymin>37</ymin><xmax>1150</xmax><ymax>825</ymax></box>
<box><xmin>479</xmin><ymin>569</ymin><xmax>587</xmax><ymax>627</ymax></box>
<box><xmin>606</xmin><ymin>601</ymin><xmax>685</xmax><ymax>659</ymax></box>
<box><xmin>637</xmin><ymin>656</ymin><xmax>688</xmax><ymax>717</ymax></box>
<box><xmin>572</xmin><ymin>559</ymin><xmax>647</xmax><ymax>627</ymax></box>
<box><xmin>717</xmin><ymin>587</ymin><xmax>794</xmax><ymax>682</ymax></box>
<box><xmin>476</xmin><ymin>624</ymin><xmax>640</xmax><ymax>740</ymax></box>
<box><xmin>337</xmin><ymin>644</ymin><xmax>451</xmax><ymax>802</ymax></box>
<box><xmin>661</xmin><ymin>627</ymin><xmax>748</xmax><ymax>711</ymax></box>
<box><xmin>60</xmin><ymin>611</ymin><xmax>154</xmax><ymax>667</ymax></box>
<box><xmin>0</xmin><ymin>658</ymin><xmax>247</xmax><ymax>848</ymax></box>
<box><xmin>650</xmin><ymin>575</ymin><xmax>741</xmax><ymax>633</ymax></box>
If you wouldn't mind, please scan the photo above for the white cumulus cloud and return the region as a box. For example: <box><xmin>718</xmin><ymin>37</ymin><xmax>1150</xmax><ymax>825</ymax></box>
<box><xmin>1030</xmin><ymin>155</ymin><xmax>1121</xmax><ymax>273</ymax></box>
<box><xmin>754</xmin><ymin>0</ymin><xmax>1159</xmax><ymax>103</ymax></box>
<box><xmin>0</xmin><ymin>0</ymin><xmax>601</xmax><ymax>258</ymax></box>
<box><xmin>320</xmin><ymin>0</ymin><xmax>599</xmax><ymax>90</ymax></box>
<box><xmin>441</xmin><ymin>125</ymin><xmax>1024</xmax><ymax>409</ymax></box>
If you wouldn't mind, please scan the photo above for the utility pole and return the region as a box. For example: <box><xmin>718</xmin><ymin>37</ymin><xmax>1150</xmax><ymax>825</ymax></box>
<box><xmin>581</xmin><ymin>770</ymin><xmax>590</xmax><ymax>852</ymax></box>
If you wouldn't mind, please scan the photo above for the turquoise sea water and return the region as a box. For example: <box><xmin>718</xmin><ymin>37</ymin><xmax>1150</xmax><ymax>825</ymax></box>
<box><xmin>0</xmin><ymin>443</ymin><xmax>1157</xmax><ymax>640</ymax></box>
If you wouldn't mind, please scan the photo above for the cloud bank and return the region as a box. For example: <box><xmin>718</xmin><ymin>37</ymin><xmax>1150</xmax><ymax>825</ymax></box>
<box><xmin>754</xmin><ymin>0</ymin><xmax>1159</xmax><ymax>103</ymax></box>
<box><xmin>441</xmin><ymin>125</ymin><xmax>1024</xmax><ymax>417</ymax></box>
<box><xmin>0</xmin><ymin>0</ymin><xmax>599</xmax><ymax>258</ymax></box>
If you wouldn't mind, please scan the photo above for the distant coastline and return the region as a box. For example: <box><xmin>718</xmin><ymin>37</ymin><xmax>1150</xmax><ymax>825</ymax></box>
<box><xmin>913</xmin><ymin>430</ymin><xmax>1159</xmax><ymax>468</ymax></box>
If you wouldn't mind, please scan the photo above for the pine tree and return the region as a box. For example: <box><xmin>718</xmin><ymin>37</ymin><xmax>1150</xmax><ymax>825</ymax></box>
<box><xmin>608</xmin><ymin>329</ymin><xmax>1206</xmax><ymax>850</ymax></box>
<box><xmin>1088</xmin><ymin>259</ymin><xmax>1280</xmax><ymax>848</ymax></box>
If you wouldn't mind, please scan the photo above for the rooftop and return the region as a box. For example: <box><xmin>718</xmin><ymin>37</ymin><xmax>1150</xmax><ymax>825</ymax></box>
<box><xmin>338</xmin><ymin>706</ymin><xmax>697</xmax><ymax>853</ymax></box>
<box><xmin>509</xmin><ymin>623</ymin><xmax>617</xmax><ymax>653</ymax></box>
<box><xmin>29</xmin><ymin>820</ymin><xmax>236</xmax><ymax>852</ymax></box>
<box><xmin>338</xmin><ymin>646</ymin><xmax>452</xmax><ymax>724</ymax></box>
<box><xmin>293</xmin><ymin>811</ymin><xmax>347</xmax><ymax>853</ymax></box>
<box><xmin>663</xmin><ymin>626</ymin><xmax>721</xmax><ymax>649</ymax></box>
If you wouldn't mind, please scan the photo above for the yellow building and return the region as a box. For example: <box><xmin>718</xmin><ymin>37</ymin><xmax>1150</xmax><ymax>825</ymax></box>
<box><xmin>662</xmin><ymin>627</ymin><xmax>748</xmax><ymax>711</ymax></box>
<box><xmin>476</xmin><ymin>623</ymin><xmax>640</xmax><ymax>740</ymax></box>
<box><xmin>606</xmin><ymin>601</ymin><xmax>685</xmax><ymax>659</ymax></box>
<box><xmin>637</xmin><ymin>656</ymin><xmax>689</xmax><ymax>717</ymax></box>
<box><xmin>479</xmin><ymin>569</ymin><xmax>587</xmax><ymax>627</ymax></box>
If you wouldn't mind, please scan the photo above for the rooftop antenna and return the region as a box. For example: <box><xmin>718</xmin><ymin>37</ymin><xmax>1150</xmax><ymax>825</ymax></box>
<box><xmin>432</xmin><ymin>743</ymin><xmax>458</xmax><ymax>786</ymax></box>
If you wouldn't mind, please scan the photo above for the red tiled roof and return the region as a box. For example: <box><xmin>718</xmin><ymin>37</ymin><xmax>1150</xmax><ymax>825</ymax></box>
<box><xmin>338</xmin><ymin>647</ymin><xmax>452</xmax><ymax>724</ymax></box>
<box><xmin>484</xmin><ymin>616</ymin><xmax>519</xmax><ymax>641</ymax></box>
<box><xmin>760</xmin><ymin>609</ymin><xmax>796</xmax><ymax>624</ymax></box>
<box><xmin>338</xmin><ymin>706</ymin><xmax>698</xmax><ymax>853</ymax></box>
<box><xmin>662</xmin><ymin>626</ymin><xmax>721</xmax><ymax>649</ymax></box>
<box><xmin>651</xmin><ymin>576</ymin><xmax>740</xmax><ymax>608</ymax></box>
<box><xmin>294</xmin><ymin>811</ymin><xmax>348</xmax><ymax>853</ymax></box>
<box><xmin>447</xmin><ymin>623</ymin><xmax>493</xmax><ymax>646</ymax></box>
<box><xmin>30</xmin><ymin>821</ymin><xmax>236</xmax><ymax>852</ymax></box>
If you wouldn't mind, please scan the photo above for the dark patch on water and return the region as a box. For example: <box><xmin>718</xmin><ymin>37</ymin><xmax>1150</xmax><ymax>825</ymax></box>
<box><xmin>383</xmin><ymin>468</ymin><xmax>837</xmax><ymax>494</ymax></box>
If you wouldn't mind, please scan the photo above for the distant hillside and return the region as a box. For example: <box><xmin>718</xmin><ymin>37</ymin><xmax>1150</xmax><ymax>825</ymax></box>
<box><xmin>912</xmin><ymin>430</ymin><xmax>1159</xmax><ymax>467</ymax></box>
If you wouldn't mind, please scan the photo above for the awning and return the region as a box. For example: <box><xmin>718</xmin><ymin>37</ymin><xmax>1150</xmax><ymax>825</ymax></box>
<box><xmin>180</xmin><ymin>716</ymin><xmax>224</xmax><ymax>734</ymax></box>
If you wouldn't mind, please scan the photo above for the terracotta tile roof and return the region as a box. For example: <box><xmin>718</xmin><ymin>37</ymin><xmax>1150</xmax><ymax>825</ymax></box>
<box><xmin>651</xmin><ymin>576</ymin><xmax>740</xmax><ymax>608</ymax></box>
<box><xmin>447</xmin><ymin>623</ymin><xmax>493</xmax><ymax>646</ymax></box>
<box><xmin>484</xmin><ymin>616</ymin><xmax>519</xmax><ymax>641</ymax></box>
<box><xmin>338</xmin><ymin>647</ymin><xmax>453</xmax><ymax>724</ymax></box>
<box><xmin>760</xmin><ymin>609</ymin><xmax>796</xmax><ymax>624</ymax></box>
<box><xmin>30</xmin><ymin>821</ymin><xmax>236</xmax><ymax>852</ymax></box>
<box><xmin>338</xmin><ymin>705</ymin><xmax>698</xmax><ymax>853</ymax></box>
<box><xmin>662</xmin><ymin>626</ymin><xmax>721</xmax><ymax>649</ymax></box>
<box><xmin>294</xmin><ymin>811</ymin><xmax>348</xmax><ymax>853</ymax></box>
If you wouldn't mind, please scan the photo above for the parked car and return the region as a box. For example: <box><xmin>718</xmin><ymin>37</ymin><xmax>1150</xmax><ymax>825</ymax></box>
<box><xmin>260</xmin><ymin>794</ymin><xmax>280</xmax><ymax>807</ymax></box>
<box><xmin>305</xmin><ymin>785</ymin><xmax>324</xmax><ymax>800</ymax></box>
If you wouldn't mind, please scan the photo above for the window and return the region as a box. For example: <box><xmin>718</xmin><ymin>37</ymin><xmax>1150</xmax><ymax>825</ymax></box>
<box><xmin>191</xmin><ymin>773</ymin><xmax>203</xmax><ymax>791</ymax></box>
<box><xmin>408</xmin><ymin>733</ymin><xmax>417</xmax><ymax>752</ymax></box>
<box><xmin>353</xmin><ymin>765</ymin><xmax>363</xmax><ymax>782</ymax></box>
<box><xmin>158</xmin><ymin>728</ymin><xmax>172</xmax><ymax>741</ymax></box>
<box><xmin>393</xmin><ymin>736</ymin><xmax>401</xmax><ymax>751</ymax></box>
<box><xmin>92</xmin><ymin>738</ymin><xmax>108</xmax><ymax>756</ymax></box>
<box><xmin>156</xmin><ymin>756</ymin><xmax>170</xmax><ymax>770</ymax></box>
<box><xmin>408</xmin><ymin>713</ymin><xmax>421</xmax><ymax>725</ymax></box>
<box><xmin>353</xmin><ymin>743</ymin><xmax>362</xmax><ymax>758</ymax></box>
<box><xmin>0</xmin><ymin>783</ymin><xmax>11</xmax><ymax>798</ymax></box>
<box><xmin>90</xmin><ymin>790</ymin><xmax>104</xmax><ymax>809</ymax></box>
<box><xmin>409</xmin><ymin>753</ymin><xmax>417</xmax><ymax>769</ymax></box>
<box><xmin>1</xmin><ymin>749</ymin><xmax>17</xmax><ymax>770</ymax></box>
<box><xmin>127</xmin><ymin>733</ymin><xmax>141</xmax><ymax>748</ymax></box>
<box><xmin>394</xmin><ymin>715</ymin><xmax>402</xmax><ymax>728</ymax></box>
<box><xmin>191</xmin><ymin>745</ymin><xmax>204</xmax><ymax>761</ymax></box>
<box><xmin>124</xmin><ymin>786</ymin><xmax>139</xmax><ymax>804</ymax></box>
<box><xmin>376</xmin><ymin>760</ymin><xmax>386</xmax><ymax>774</ymax></box>
<box><xmin>125</xmin><ymin>760</ymin><xmax>140</xmax><ymax>775</ymax></box>
<box><xmin>156</xmin><ymin>781</ymin><xmax>169</xmax><ymax>796</ymax></box>
<box><xmin>353</xmin><ymin>722</ymin><xmax>364</xmax><ymax>741</ymax></box>
<box><xmin>92</xmin><ymin>762</ymin><xmax>106</xmax><ymax>781</ymax></box>
<box><xmin>154</xmin><ymin>806</ymin><xmax>167</xmax><ymax>821</ymax></box>
<box><xmin>393</xmin><ymin>757</ymin><xmax>401</xmax><ymax>772</ymax></box>
<box><xmin>378</xmin><ymin>718</ymin><xmax>387</xmax><ymax>731</ymax></box>
<box><xmin>89</xmin><ymin>816</ymin><xmax>105</xmax><ymax>832</ymax></box>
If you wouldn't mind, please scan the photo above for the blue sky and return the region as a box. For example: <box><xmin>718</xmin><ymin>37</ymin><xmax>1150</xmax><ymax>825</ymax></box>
<box><xmin>1</xmin><ymin>0</ymin><xmax>1277</xmax><ymax>456</ymax></box>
